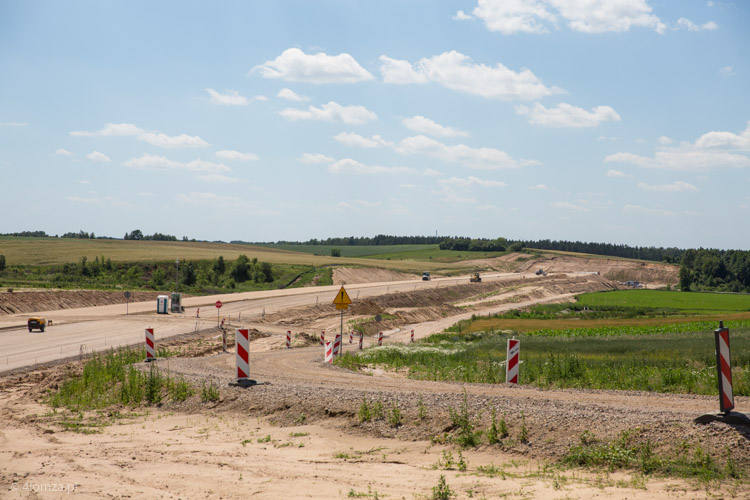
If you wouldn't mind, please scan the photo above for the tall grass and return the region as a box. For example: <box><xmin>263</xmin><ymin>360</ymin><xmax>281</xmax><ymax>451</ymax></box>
<box><xmin>336</xmin><ymin>328</ymin><xmax>750</xmax><ymax>395</ymax></box>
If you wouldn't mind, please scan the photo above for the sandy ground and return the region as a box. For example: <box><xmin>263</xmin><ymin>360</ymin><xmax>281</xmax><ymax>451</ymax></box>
<box><xmin>0</xmin><ymin>261</ymin><xmax>747</xmax><ymax>499</ymax></box>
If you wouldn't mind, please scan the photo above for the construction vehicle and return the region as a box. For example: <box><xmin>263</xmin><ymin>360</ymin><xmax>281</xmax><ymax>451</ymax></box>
<box><xmin>470</xmin><ymin>272</ymin><xmax>481</xmax><ymax>282</ymax></box>
<box><xmin>535</xmin><ymin>269</ymin><xmax>546</xmax><ymax>276</ymax></box>
<box><xmin>422</xmin><ymin>271</ymin><xmax>431</xmax><ymax>281</ymax></box>
<box><xmin>27</xmin><ymin>317</ymin><xmax>46</xmax><ymax>332</ymax></box>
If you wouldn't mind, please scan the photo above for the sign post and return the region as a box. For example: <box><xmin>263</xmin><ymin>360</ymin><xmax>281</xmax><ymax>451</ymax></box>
<box><xmin>332</xmin><ymin>286</ymin><xmax>352</xmax><ymax>357</ymax></box>
<box><xmin>124</xmin><ymin>291</ymin><xmax>131</xmax><ymax>315</ymax></box>
<box><xmin>215</xmin><ymin>300</ymin><xmax>223</xmax><ymax>328</ymax></box>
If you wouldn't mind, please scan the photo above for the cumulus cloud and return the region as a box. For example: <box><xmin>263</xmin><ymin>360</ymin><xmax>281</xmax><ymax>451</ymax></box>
<box><xmin>472</xmin><ymin>0</ymin><xmax>666</xmax><ymax>34</ymax></box>
<box><xmin>396</xmin><ymin>135</ymin><xmax>532</xmax><ymax>170</ymax></box>
<box><xmin>606</xmin><ymin>169</ymin><xmax>628</xmax><ymax>178</ymax></box>
<box><xmin>279</xmin><ymin>101</ymin><xmax>377</xmax><ymax>125</ymax></box>
<box><xmin>334</xmin><ymin>132</ymin><xmax>393</xmax><ymax>148</ymax></box>
<box><xmin>215</xmin><ymin>150</ymin><xmax>259</xmax><ymax>161</ymax></box>
<box><xmin>529</xmin><ymin>183</ymin><xmax>550</xmax><ymax>190</ymax></box>
<box><xmin>56</xmin><ymin>148</ymin><xmax>74</xmax><ymax>156</ymax></box>
<box><xmin>379</xmin><ymin>51</ymin><xmax>563</xmax><ymax>100</ymax></box>
<box><xmin>720</xmin><ymin>66</ymin><xmax>734</xmax><ymax>77</ymax></box>
<box><xmin>251</xmin><ymin>48</ymin><xmax>374</xmax><ymax>84</ymax></box>
<box><xmin>623</xmin><ymin>204</ymin><xmax>674</xmax><ymax>216</ymax></box>
<box><xmin>605</xmin><ymin>150</ymin><xmax>750</xmax><ymax>170</ymax></box>
<box><xmin>694</xmin><ymin>122</ymin><xmax>750</xmax><ymax>150</ymax></box>
<box><xmin>551</xmin><ymin>201</ymin><xmax>588</xmax><ymax>211</ymax></box>
<box><xmin>637</xmin><ymin>181</ymin><xmax>698</xmax><ymax>192</ymax></box>
<box><xmin>327</xmin><ymin>158</ymin><xmax>416</xmax><ymax>175</ymax></box>
<box><xmin>402</xmin><ymin>116</ymin><xmax>468</xmax><ymax>137</ymax></box>
<box><xmin>0</xmin><ymin>121</ymin><xmax>28</xmax><ymax>127</ymax></box>
<box><xmin>86</xmin><ymin>151</ymin><xmax>111</xmax><ymax>162</ymax></box>
<box><xmin>297</xmin><ymin>153</ymin><xmax>334</xmax><ymax>164</ymax></box>
<box><xmin>123</xmin><ymin>154</ymin><xmax>230</xmax><ymax>173</ymax></box>
<box><xmin>205</xmin><ymin>88</ymin><xmax>249</xmax><ymax>106</ymax></box>
<box><xmin>71</xmin><ymin>123</ymin><xmax>208</xmax><ymax>149</ymax></box>
<box><xmin>453</xmin><ymin>10</ymin><xmax>472</xmax><ymax>21</ymax></box>
<box><xmin>658</xmin><ymin>136</ymin><xmax>673</xmax><ymax>145</ymax></box>
<box><xmin>277</xmin><ymin>88</ymin><xmax>311</xmax><ymax>102</ymax></box>
<box><xmin>439</xmin><ymin>176</ymin><xmax>507</xmax><ymax>188</ymax></box>
<box><xmin>515</xmin><ymin>102</ymin><xmax>620</xmax><ymax>127</ymax></box>
<box><xmin>676</xmin><ymin>17</ymin><xmax>718</xmax><ymax>31</ymax></box>
<box><xmin>196</xmin><ymin>173</ymin><xmax>245</xmax><ymax>183</ymax></box>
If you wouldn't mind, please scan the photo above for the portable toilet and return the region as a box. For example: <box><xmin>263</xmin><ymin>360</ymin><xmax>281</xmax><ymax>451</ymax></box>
<box><xmin>157</xmin><ymin>295</ymin><xmax>169</xmax><ymax>314</ymax></box>
<box><xmin>170</xmin><ymin>292</ymin><xmax>183</xmax><ymax>313</ymax></box>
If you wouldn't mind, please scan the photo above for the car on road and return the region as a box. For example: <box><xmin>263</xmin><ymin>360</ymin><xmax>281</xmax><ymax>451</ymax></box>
<box><xmin>27</xmin><ymin>317</ymin><xmax>46</xmax><ymax>332</ymax></box>
<box><xmin>422</xmin><ymin>271</ymin><xmax>431</xmax><ymax>281</ymax></box>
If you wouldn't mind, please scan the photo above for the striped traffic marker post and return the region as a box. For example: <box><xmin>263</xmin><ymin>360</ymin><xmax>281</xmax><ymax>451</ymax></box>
<box><xmin>410</xmin><ymin>329</ymin><xmax>414</xmax><ymax>343</ymax></box>
<box><xmin>715</xmin><ymin>322</ymin><xmax>734</xmax><ymax>413</ymax></box>
<box><xmin>236</xmin><ymin>328</ymin><xmax>250</xmax><ymax>383</ymax></box>
<box><xmin>145</xmin><ymin>328</ymin><xmax>155</xmax><ymax>362</ymax></box>
<box><xmin>286</xmin><ymin>331</ymin><xmax>291</xmax><ymax>349</ymax></box>
<box><xmin>324</xmin><ymin>341</ymin><xmax>333</xmax><ymax>364</ymax></box>
<box><xmin>320</xmin><ymin>330</ymin><xmax>325</xmax><ymax>346</ymax></box>
<box><xmin>349</xmin><ymin>331</ymin><xmax>353</xmax><ymax>344</ymax></box>
<box><xmin>506</xmin><ymin>338</ymin><xmax>520</xmax><ymax>384</ymax></box>
<box><xmin>358</xmin><ymin>331</ymin><xmax>363</xmax><ymax>350</ymax></box>
<box><xmin>333</xmin><ymin>334</ymin><xmax>342</xmax><ymax>356</ymax></box>
<box><xmin>378</xmin><ymin>331</ymin><xmax>383</xmax><ymax>346</ymax></box>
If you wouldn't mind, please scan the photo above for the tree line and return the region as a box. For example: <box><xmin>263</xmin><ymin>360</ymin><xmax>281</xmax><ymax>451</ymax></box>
<box><xmin>679</xmin><ymin>248</ymin><xmax>750</xmax><ymax>292</ymax></box>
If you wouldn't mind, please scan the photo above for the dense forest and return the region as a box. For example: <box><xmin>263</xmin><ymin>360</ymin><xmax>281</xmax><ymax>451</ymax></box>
<box><xmin>508</xmin><ymin>238</ymin><xmax>684</xmax><ymax>263</ymax></box>
<box><xmin>679</xmin><ymin>248</ymin><xmax>750</xmax><ymax>292</ymax></box>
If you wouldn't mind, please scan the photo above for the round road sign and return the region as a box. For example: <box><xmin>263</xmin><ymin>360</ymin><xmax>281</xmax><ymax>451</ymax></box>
<box><xmin>374</xmin><ymin>314</ymin><xmax>382</xmax><ymax>323</ymax></box>
<box><xmin>124</xmin><ymin>291</ymin><xmax>131</xmax><ymax>299</ymax></box>
<box><xmin>215</xmin><ymin>300</ymin><xmax>223</xmax><ymax>309</ymax></box>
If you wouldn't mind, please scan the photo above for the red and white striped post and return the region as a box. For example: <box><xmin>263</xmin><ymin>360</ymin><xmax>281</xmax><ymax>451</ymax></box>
<box><xmin>324</xmin><ymin>341</ymin><xmax>333</xmax><ymax>364</ymax></box>
<box><xmin>222</xmin><ymin>330</ymin><xmax>227</xmax><ymax>352</ymax></box>
<box><xmin>378</xmin><ymin>331</ymin><xmax>383</xmax><ymax>346</ymax></box>
<box><xmin>349</xmin><ymin>331</ymin><xmax>353</xmax><ymax>344</ymax></box>
<box><xmin>333</xmin><ymin>333</ymin><xmax>342</xmax><ymax>356</ymax></box>
<box><xmin>715</xmin><ymin>322</ymin><xmax>734</xmax><ymax>413</ymax></box>
<box><xmin>410</xmin><ymin>329</ymin><xmax>414</xmax><ymax>343</ymax></box>
<box><xmin>359</xmin><ymin>331</ymin><xmax>363</xmax><ymax>350</ymax></box>
<box><xmin>286</xmin><ymin>331</ymin><xmax>291</xmax><ymax>349</ymax></box>
<box><xmin>320</xmin><ymin>330</ymin><xmax>325</xmax><ymax>346</ymax></box>
<box><xmin>236</xmin><ymin>328</ymin><xmax>250</xmax><ymax>382</ymax></box>
<box><xmin>506</xmin><ymin>338</ymin><xmax>520</xmax><ymax>384</ymax></box>
<box><xmin>145</xmin><ymin>328</ymin><xmax>155</xmax><ymax>362</ymax></box>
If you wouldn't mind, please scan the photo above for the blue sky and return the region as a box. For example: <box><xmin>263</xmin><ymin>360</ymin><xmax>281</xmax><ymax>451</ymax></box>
<box><xmin>2</xmin><ymin>0</ymin><xmax>749</xmax><ymax>248</ymax></box>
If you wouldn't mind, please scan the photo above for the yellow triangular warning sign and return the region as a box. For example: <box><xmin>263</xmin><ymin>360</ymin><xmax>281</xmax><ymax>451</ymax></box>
<box><xmin>333</xmin><ymin>286</ymin><xmax>352</xmax><ymax>306</ymax></box>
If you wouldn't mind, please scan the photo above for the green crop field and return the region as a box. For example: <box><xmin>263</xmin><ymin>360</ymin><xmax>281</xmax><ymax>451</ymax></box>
<box><xmin>363</xmin><ymin>247</ymin><xmax>509</xmax><ymax>263</ymax></box>
<box><xmin>255</xmin><ymin>243</ymin><xmax>434</xmax><ymax>258</ymax></box>
<box><xmin>578</xmin><ymin>289</ymin><xmax>750</xmax><ymax>314</ymax></box>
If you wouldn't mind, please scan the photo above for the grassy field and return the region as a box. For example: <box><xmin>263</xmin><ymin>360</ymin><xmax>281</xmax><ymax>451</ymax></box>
<box><xmin>577</xmin><ymin>289</ymin><xmax>750</xmax><ymax>313</ymax></box>
<box><xmin>256</xmin><ymin>243</ymin><xmax>509</xmax><ymax>263</ymax></box>
<box><xmin>0</xmin><ymin>237</ymin><xmax>475</xmax><ymax>273</ymax></box>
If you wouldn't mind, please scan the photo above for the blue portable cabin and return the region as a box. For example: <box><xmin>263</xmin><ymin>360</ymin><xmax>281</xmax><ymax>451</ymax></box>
<box><xmin>157</xmin><ymin>295</ymin><xmax>169</xmax><ymax>314</ymax></box>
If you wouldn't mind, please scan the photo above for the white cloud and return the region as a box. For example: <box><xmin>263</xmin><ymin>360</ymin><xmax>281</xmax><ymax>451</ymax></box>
<box><xmin>56</xmin><ymin>148</ymin><xmax>74</xmax><ymax>156</ymax></box>
<box><xmin>86</xmin><ymin>151</ymin><xmax>111</xmax><ymax>162</ymax></box>
<box><xmin>277</xmin><ymin>88</ymin><xmax>311</xmax><ymax>102</ymax></box>
<box><xmin>402</xmin><ymin>116</ymin><xmax>468</xmax><ymax>137</ymax></box>
<box><xmin>515</xmin><ymin>102</ymin><xmax>620</xmax><ymax>127</ymax></box>
<box><xmin>637</xmin><ymin>181</ymin><xmax>698</xmax><ymax>192</ymax></box>
<box><xmin>215</xmin><ymin>150</ymin><xmax>259</xmax><ymax>161</ymax></box>
<box><xmin>658</xmin><ymin>136</ymin><xmax>673</xmax><ymax>145</ymax></box>
<box><xmin>439</xmin><ymin>176</ymin><xmax>507</xmax><ymax>188</ymax></box>
<box><xmin>623</xmin><ymin>204</ymin><xmax>674</xmax><ymax>216</ymax></box>
<box><xmin>196</xmin><ymin>173</ymin><xmax>244</xmax><ymax>183</ymax></box>
<box><xmin>432</xmin><ymin>186</ymin><xmax>478</xmax><ymax>204</ymax></box>
<box><xmin>71</xmin><ymin>123</ymin><xmax>208</xmax><ymax>149</ymax></box>
<box><xmin>472</xmin><ymin>0</ymin><xmax>555</xmax><ymax>34</ymax></box>
<box><xmin>334</xmin><ymin>132</ymin><xmax>393</xmax><ymax>148</ymax></box>
<box><xmin>205</xmin><ymin>88</ymin><xmax>249</xmax><ymax>106</ymax></box>
<box><xmin>279</xmin><ymin>101</ymin><xmax>377</xmax><ymax>125</ymax></box>
<box><xmin>297</xmin><ymin>153</ymin><xmax>334</xmax><ymax>164</ymax></box>
<box><xmin>123</xmin><ymin>154</ymin><xmax>230</xmax><ymax>173</ymax></box>
<box><xmin>551</xmin><ymin>201</ymin><xmax>588</xmax><ymax>211</ymax></box>
<box><xmin>251</xmin><ymin>48</ymin><xmax>374</xmax><ymax>84</ymax></box>
<box><xmin>254</xmin><ymin>95</ymin><xmax>268</xmax><ymax>102</ymax></box>
<box><xmin>676</xmin><ymin>17</ymin><xmax>718</xmax><ymax>31</ymax></box>
<box><xmin>529</xmin><ymin>183</ymin><xmax>550</xmax><ymax>190</ymax></box>
<box><xmin>66</xmin><ymin>196</ymin><xmax>100</xmax><ymax>204</ymax></box>
<box><xmin>720</xmin><ymin>66</ymin><xmax>734</xmax><ymax>77</ymax></box>
<box><xmin>453</xmin><ymin>10</ymin><xmax>472</xmax><ymax>21</ymax></box>
<box><xmin>0</xmin><ymin>121</ymin><xmax>28</xmax><ymax>127</ymax></box>
<box><xmin>605</xmin><ymin>150</ymin><xmax>750</xmax><ymax>170</ymax></box>
<box><xmin>327</xmin><ymin>158</ymin><xmax>416</xmax><ymax>175</ymax></box>
<box><xmin>606</xmin><ymin>169</ymin><xmax>628</xmax><ymax>178</ymax></box>
<box><xmin>472</xmin><ymin>0</ymin><xmax>666</xmax><ymax>35</ymax></box>
<box><xmin>694</xmin><ymin>122</ymin><xmax>750</xmax><ymax>150</ymax></box>
<box><xmin>379</xmin><ymin>51</ymin><xmax>563</xmax><ymax>100</ymax></box>
<box><xmin>397</xmin><ymin>135</ymin><xmax>532</xmax><ymax>170</ymax></box>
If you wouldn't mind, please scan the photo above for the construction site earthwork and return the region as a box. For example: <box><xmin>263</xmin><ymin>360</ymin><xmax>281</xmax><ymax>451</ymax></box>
<box><xmin>1</xmin><ymin>247</ymin><xmax>749</xmax><ymax>499</ymax></box>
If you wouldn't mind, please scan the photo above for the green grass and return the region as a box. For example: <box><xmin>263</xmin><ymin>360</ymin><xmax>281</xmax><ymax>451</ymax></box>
<box><xmin>256</xmin><ymin>243</ymin><xmax>434</xmax><ymax>258</ymax></box>
<box><xmin>578</xmin><ymin>290</ymin><xmax>750</xmax><ymax>314</ymax></box>
<box><xmin>335</xmin><ymin>328</ymin><xmax>750</xmax><ymax>395</ymax></box>
<box><xmin>364</xmin><ymin>247</ymin><xmax>507</xmax><ymax>263</ymax></box>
